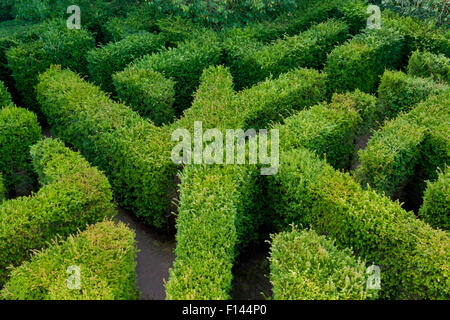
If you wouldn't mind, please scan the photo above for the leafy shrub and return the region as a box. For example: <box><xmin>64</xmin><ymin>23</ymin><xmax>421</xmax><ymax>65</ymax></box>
<box><xmin>418</xmin><ymin>167</ymin><xmax>449</xmax><ymax>231</ymax></box>
<box><xmin>325</xmin><ymin>27</ymin><xmax>405</xmax><ymax>93</ymax></box>
<box><xmin>166</xmin><ymin>164</ymin><xmax>262</xmax><ymax>299</ymax></box>
<box><xmin>6</xmin><ymin>19</ymin><xmax>95</xmax><ymax>111</ymax></box>
<box><xmin>1</xmin><ymin>220</ymin><xmax>138</xmax><ymax>300</ymax></box>
<box><xmin>225</xmin><ymin>19</ymin><xmax>349</xmax><ymax>90</ymax></box>
<box><xmin>381</xmin><ymin>0</ymin><xmax>449</xmax><ymax>27</ymax></box>
<box><xmin>267</xmin><ymin>148</ymin><xmax>450</xmax><ymax>299</ymax></box>
<box><xmin>113</xmin><ymin>68</ymin><xmax>175</xmax><ymax>125</ymax></box>
<box><xmin>87</xmin><ymin>32</ymin><xmax>165</xmax><ymax>94</ymax></box>
<box><xmin>114</xmin><ymin>30</ymin><xmax>222</xmax><ymax>115</ymax></box>
<box><xmin>0</xmin><ymin>106</ymin><xmax>41</xmax><ymax>195</ymax></box>
<box><xmin>269</xmin><ymin>228</ymin><xmax>376</xmax><ymax>300</ymax></box>
<box><xmin>378</xmin><ymin>70</ymin><xmax>449</xmax><ymax>119</ymax></box>
<box><xmin>0</xmin><ymin>138</ymin><xmax>115</xmax><ymax>284</ymax></box>
<box><xmin>0</xmin><ymin>80</ymin><xmax>12</xmax><ymax>106</ymax></box>
<box><xmin>407</xmin><ymin>50</ymin><xmax>450</xmax><ymax>83</ymax></box>
<box><xmin>0</xmin><ymin>173</ymin><xmax>5</xmax><ymax>202</ymax></box>
<box><xmin>36</xmin><ymin>65</ymin><xmax>177</xmax><ymax>228</ymax></box>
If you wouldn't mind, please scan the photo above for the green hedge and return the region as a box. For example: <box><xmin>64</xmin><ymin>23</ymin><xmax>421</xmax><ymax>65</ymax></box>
<box><xmin>87</xmin><ymin>31</ymin><xmax>165</xmax><ymax>94</ymax></box>
<box><xmin>225</xmin><ymin>19</ymin><xmax>349</xmax><ymax>90</ymax></box>
<box><xmin>357</xmin><ymin>91</ymin><xmax>450</xmax><ymax>198</ymax></box>
<box><xmin>0</xmin><ymin>138</ymin><xmax>115</xmax><ymax>284</ymax></box>
<box><xmin>325</xmin><ymin>28</ymin><xmax>404</xmax><ymax>93</ymax></box>
<box><xmin>1</xmin><ymin>220</ymin><xmax>138</xmax><ymax>300</ymax></box>
<box><xmin>113</xmin><ymin>30</ymin><xmax>222</xmax><ymax>115</ymax></box>
<box><xmin>407</xmin><ymin>50</ymin><xmax>450</xmax><ymax>83</ymax></box>
<box><xmin>269</xmin><ymin>228</ymin><xmax>377</xmax><ymax>300</ymax></box>
<box><xmin>267</xmin><ymin>148</ymin><xmax>450</xmax><ymax>299</ymax></box>
<box><xmin>418</xmin><ymin>167</ymin><xmax>449</xmax><ymax>231</ymax></box>
<box><xmin>36</xmin><ymin>65</ymin><xmax>177</xmax><ymax>228</ymax></box>
<box><xmin>6</xmin><ymin>19</ymin><xmax>95</xmax><ymax>112</ymax></box>
<box><xmin>0</xmin><ymin>106</ymin><xmax>41</xmax><ymax>195</ymax></box>
<box><xmin>378</xmin><ymin>70</ymin><xmax>449</xmax><ymax>119</ymax></box>
<box><xmin>166</xmin><ymin>165</ymin><xmax>262</xmax><ymax>300</ymax></box>
<box><xmin>0</xmin><ymin>173</ymin><xmax>5</xmax><ymax>202</ymax></box>
<box><xmin>274</xmin><ymin>91</ymin><xmax>378</xmax><ymax>169</ymax></box>
<box><xmin>0</xmin><ymin>80</ymin><xmax>12</xmax><ymax>106</ymax></box>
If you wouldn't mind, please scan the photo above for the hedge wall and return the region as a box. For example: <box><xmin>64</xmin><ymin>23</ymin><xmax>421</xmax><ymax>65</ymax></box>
<box><xmin>0</xmin><ymin>105</ymin><xmax>41</xmax><ymax>195</ymax></box>
<box><xmin>113</xmin><ymin>30</ymin><xmax>222</xmax><ymax>115</ymax></box>
<box><xmin>407</xmin><ymin>51</ymin><xmax>450</xmax><ymax>83</ymax></box>
<box><xmin>378</xmin><ymin>70</ymin><xmax>449</xmax><ymax>120</ymax></box>
<box><xmin>0</xmin><ymin>138</ymin><xmax>115</xmax><ymax>284</ymax></box>
<box><xmin>269</xmin><ymin>228</ymin><xmax>377</xmax><ymax>300</ymax></box>
<box><xmin>267</xmin><ymin>148</ymin><xmax>450</xmax><ymax>299</ymax></box>
<box><xmin>1</xmin><ymin>220</ymin><xmax>138</xmax><ymax>300</ymax></box>
<box><xmin>325</xmin><ymin>28</ymin><xmax>404</xmax><ymax>93</ymax></box>
<box><xmin>0</xmin><ymin>80</ymin><xmax>12</xmax><ymax>106</ymax></box>
<box><xmin>36</xmin><ymin>65</ymin><xmax>177</xmax><ymax>228</ymax></box>
<box><xmin>87</xmin><ymin>31</ymin><xmax>166</xmax><ymax>94</ymax></box>
<box><xmin>6</xmin><ymin>19</ymin><xmax>95</xmax><ymax>112</ymax></box>
<box><xmin>225</xmin><ymin>19</ymin><xmax>349</xmax><ymax>90</ymax></box>
<box><xmin>166</xmin><ymin>165</ymin><xmax>262</xmax><ymax>299</ymax></box>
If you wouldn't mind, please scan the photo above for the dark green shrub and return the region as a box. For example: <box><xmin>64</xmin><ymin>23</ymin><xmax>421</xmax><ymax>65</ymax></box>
<box><xmin>36</xmin><ymin>65</ymin><xmax>177</xmax><ymax>228</ymax></box>
<box><xmin>1</xmin><ymin>220</ymin><xmax>138</xmax><ymax>300</ymax></box>
<box><xmin>418</xmin><ymin>167</ymin><xmax>449</xmax><ymax>231</ymax></box>
<box><xmin>6</xmin><ymin>19</ymin><xmax>95</xmax><ymax>111</ymax></box>
<box><xmin>269</xmin><ymin>228</ymin><xmax>377</xmax><ymax>300</ymax></box>
<box><xmin>0</xmin><ymin>138</ymin><xmax>115</xmax><ymax>284</ymax></box>
<box><xmin>0</xmin><ymin>80</ymin><xmax>12</xmax><ymax>106</ymax></box>
<box><xmin>0</xmin><ymin>173</ymin><xmax>5</xmax><ymax>201</ymax></box>
<box><xmin>378</xmin><ymin>70</ymin><xmax>449</xmax><ymax>119</ymax></box>
<box><xmin>113</xmin><ymin>68</ymin><xmax>175</xmax><ymax>125</ymax></box>
<box><xmin>325</xmin><ymin>28</ymin><xmax>404</xmax><ymax>93</ymax></box>
<box><xmin>166</xmin><ymin>164</ymin><xmax>262</xmax><ymax>299</ymax></box>
<box><xmin>87</xmin><ymin>32</ymin><xmax>165</xmax><ymax>94</ymax></box>
<box><xmin>267</xmin><ymin>148</ymin><xmax>450</xmax><ymax>299</ymax></box>
<box><xmin>225</xmin><ymin>19</ymin><xmax>349</xmax><ymax>90</ymax></box>
<box><xmin>0</xmin><ymin>106</ymin><xmax>41</xmax><ymax>195</ymax></box>
<box><xmin>407</xmin><ymin>50</ymin><xmax>450</xmax><ymax>83</ymax></box>
<box><xmin>114</xmin><ymin>30</ymin><xmax>222</xmax><ymax>115</ymax></box>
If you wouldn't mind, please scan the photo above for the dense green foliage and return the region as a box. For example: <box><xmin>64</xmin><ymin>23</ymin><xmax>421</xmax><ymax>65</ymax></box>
<box><xmin>270</xmin><ymin>228</ymin><xmax>376</xmax><ymax>300</ymax></box>
<box><xmin>0</xmin><ymin>80</ymin><xmax>12</xmax><ymax>106</ymax></box>
<box><xmin>0</xmin><ymin>106</ymin><xmax>41</xmax><ymax>195</ymax></box>
<box><xmin>1</xmin><ymin>220</ymin><xmax>138</xmax><ymax>300</ymax></box>
<box><xmin>36</xmin><ymin>66</ymin><xmax>177</xmax><ymax>228</ymax></box>
<box><xmin>0</xmin><ymin>138</ymin><xmax>114</xmax><ymax>284</ymax></box>
<box><xmin>0</xmin><ymin>173</ymin><xmax>5</xmax><ymax>202</ymax></box>
<box><xmin>407</xmin><ymin>50</ymin><xmax>450</xmax><ymax>83</ymax></box>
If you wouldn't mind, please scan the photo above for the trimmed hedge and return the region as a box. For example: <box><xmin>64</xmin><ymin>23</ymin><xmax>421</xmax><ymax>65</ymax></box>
<box><xmin>274</xmin><ymin>91</ymin><xmax>378</xmax><ymax>169</ymax></box>
<box><xmin>267</xmin><ymin>148</ymin><xmax>450</xmax><ymax>299</ymax></box>
<box><xmin>36</xmin><ymin>65</ymin><xmax>177</xmax><ymax>228</ymax></box>
<box><xmin>378</xmin><ymin>70</ymin><xmax>449</xmax><ymax>120</ymax></box>
<box><xmin>325</xmin><ymin>28</ymin><xmax>404</xmax><ymax>93</ymax></box>
<box><xmin>1</xmin><ymin>220</ymin><xmax>138</xmax><ymax>300</ymax></box>
<box><xmin>0</xmin><ymin>138</ymin><xmax>115</xmax><ymax>284</ymax></box>
<box><xmin>357</xmin><ymin>91</ymin><xmax>450</xmax><ymax>198</ymax></box>
<box><xmin>269</xmin><ymin>228</ymin><xmax>376</xmax><ymax>300</ymax></box>
<box><xmin>166</xmin><ymin>164</ymin><xmax>262</xmax><ymax>300</ymax></box>
<box><xmin>87</xmin><ymin>31</ymin><xmax>166</xmax><ymax>94</ymax></box>
<box><xmin>407</xmin><ymin>50</ymin><xmax>450</xmax><ymax>83</ymax></box>
<box><xmin>418</xmin><ymin>167</ymin><xmax>449</xmax><ymax>231</ymax></box>
<box><xmin>0</xmin><ymin>80</ymin><xmax>12</xmax><ymax>106</ymax></box>
<box><xmin>225</xmin><ymin>19</ymin><xmax>349</xmax><ymax>90</ymax></box>
<box><xmin>6</xmin><ymin>19</ymin><xmax>95</xmax><ymax>111</ymax></box>
<box><xmin>113</xmin><ymin>30</ymin><xmax>223</xmax><ymax>115</ymax></box>
<box><xmin>0</xmin><ymin>106</ymin><xmax>41</xmax><ymax>195</ymax></box>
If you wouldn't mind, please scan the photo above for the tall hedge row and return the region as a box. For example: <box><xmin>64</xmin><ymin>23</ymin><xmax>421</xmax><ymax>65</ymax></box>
<box><xmin>267</xmin><ymin>148</ymin><xmax>450</xmax><ymax>299</ymax></box>
<box><xmin>269</xmin><ymin>228</ymin><xmax>377</xmax><ymax>300</ymax></box>
<box><xmin>36</xmin><ymin>65</ymin><xmax>177</xmax><ymax>228</ymax></box>
<box><xmin>325</xmin><ymin>28</ymin><xmax>404</xmax><ymax>93</ymax></box>
<box><xmin>0</xmin><ymin>138</ymin><xmax>115</xmax><ymax>284</ymax></box>
<box><xmin>0</xmin><ymin>105</ymin><xmax>41</xmax><ymax>195</ymax></box>
<box><xmin>407</xmin><ymin>51</ymin><xmax>450</xmax><ymax>83</ymax></box>
<box><xmin>166</xmin><ymin>165</ymin><xmax>262</xmax><ymax>299</ymax></box>
<box><xmin>1</xmin><ymin>220</ymin><xmax>139</xmax><ymax>300</ymax></box>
